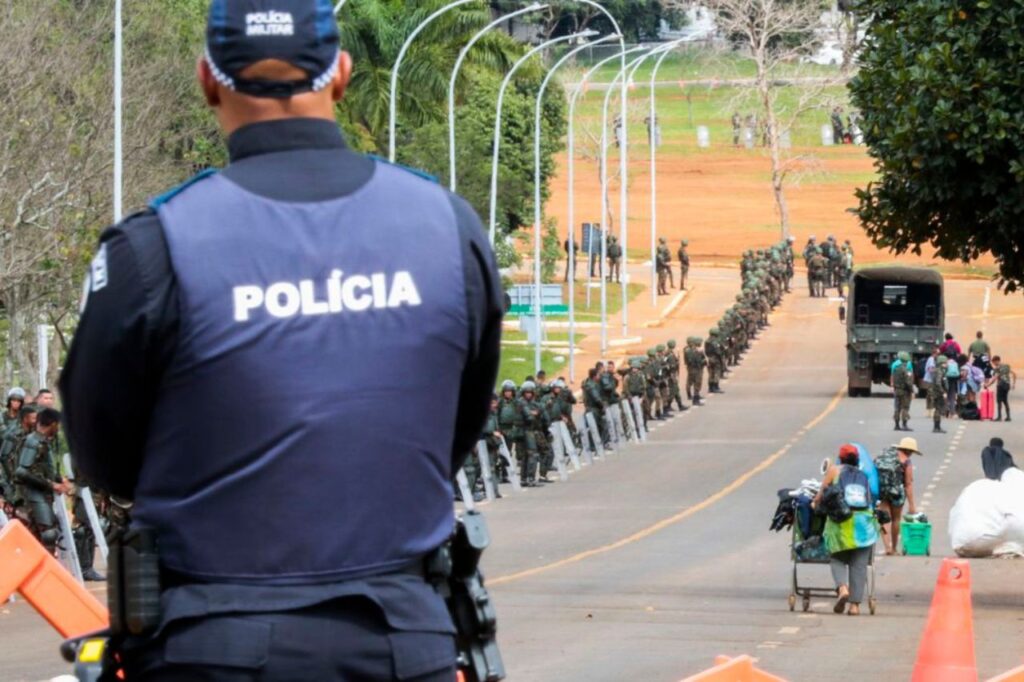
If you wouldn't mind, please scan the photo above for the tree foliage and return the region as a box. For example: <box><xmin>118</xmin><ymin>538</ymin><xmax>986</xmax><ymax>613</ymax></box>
<box><xmin>850</xmin><ymin>0</ymin><xmax>1024</xmax><ymax>290</ymax></box>
<box><xmin>400</xmin><ymin>70</ymin><xmax>567</xmax><ymax>237</ymax></box>
<box><xmin>492</xmin><ymin>0</ymin><xmax>686</xmax><ymax>42</ymax></box>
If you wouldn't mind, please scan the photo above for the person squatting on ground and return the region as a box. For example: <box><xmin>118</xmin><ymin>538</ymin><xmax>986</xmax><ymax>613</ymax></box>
<box><xmin>814</xmin><ymin>444</ymin><xmax>880</xmax><ymax>617</ymax></box>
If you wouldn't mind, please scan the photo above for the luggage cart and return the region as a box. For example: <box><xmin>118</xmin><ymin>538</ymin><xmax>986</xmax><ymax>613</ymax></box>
<box><xmin>788</xmin><ymin>525</ymin><xmax>876</xmax><ymax>615</ymax></box>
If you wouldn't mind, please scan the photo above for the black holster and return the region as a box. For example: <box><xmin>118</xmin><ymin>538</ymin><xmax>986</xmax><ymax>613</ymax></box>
<box><xmin>108</xmin><ymin>528</ymin><xmax>162</xmax><ymax>638</ymax></box>
<box><xmin>426</xmin><ymin>510</ymin><xmax>505</xmax><ymax>682</ymax></box>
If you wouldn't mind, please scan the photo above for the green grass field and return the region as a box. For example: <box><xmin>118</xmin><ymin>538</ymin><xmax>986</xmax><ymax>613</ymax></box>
<box><xmin>497</xmin><ymin>345</ymin><xmax>570</xmax><ymax>387</ymax></box>
<box><xmin>561</xmin><ymin>51</ymin><xmax>854</xmax><ymax>151</ymax></box>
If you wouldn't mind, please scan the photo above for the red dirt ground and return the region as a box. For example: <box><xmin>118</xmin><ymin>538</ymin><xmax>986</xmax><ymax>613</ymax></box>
<box><xmin>544</xmin><ymin>144</ymin><xmax>995</xmax><ymax>271</ymax></box>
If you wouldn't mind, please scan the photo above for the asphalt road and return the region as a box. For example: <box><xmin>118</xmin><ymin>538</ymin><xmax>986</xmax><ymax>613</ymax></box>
<box><xmin>3</xmin><ymin>270</ymin><xmax>1023</xmax><ymax>681</ymax></box>
<box><xmin>482</xmin><ymin>271</ymin><xmax>1024</xmax><ymax>681</ymax></box>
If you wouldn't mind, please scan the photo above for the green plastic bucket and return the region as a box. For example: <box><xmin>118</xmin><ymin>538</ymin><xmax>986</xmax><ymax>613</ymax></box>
<box><xmin>901</xmin><ymin>521</ymin><xmax>932</xmax><ymax>556</ymax></box>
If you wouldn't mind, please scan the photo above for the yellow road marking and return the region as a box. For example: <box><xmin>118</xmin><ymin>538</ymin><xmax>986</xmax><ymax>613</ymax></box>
<box><xmin>490</xmin><ymin>387</ymin><xmax>846</xmax><ymax>586</ymax></box>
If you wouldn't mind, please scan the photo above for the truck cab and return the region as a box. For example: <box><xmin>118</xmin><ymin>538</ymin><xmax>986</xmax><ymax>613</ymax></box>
<box><xmin>846</xmin><ymin>267</ymin><xmax>944</xmax><ymax>397</ymax></box>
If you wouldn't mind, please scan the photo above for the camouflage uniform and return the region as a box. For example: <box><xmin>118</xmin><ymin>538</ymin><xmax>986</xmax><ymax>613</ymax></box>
<box><xmin>14</xmin><ymin>431</ymin><xmax>61</xmax><ymax>551</ymax></box>
<box><xmin>684</xmin><ymin>338</ymin><xmax>707</xmax><ymax>406</ymax></box>
<box><xmin>891</xmin><ymin>355</ymin><xmax>915</xmax><ymax>431</ymax></box>
<box><xmin>677</xmin><ymin>240</ymin><xmax>691</xmax><ymax>290</ymax></box>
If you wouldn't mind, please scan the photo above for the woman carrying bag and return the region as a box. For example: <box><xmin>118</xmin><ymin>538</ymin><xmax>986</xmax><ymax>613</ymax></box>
<box><xmin>813</xmin><ymin>444</ymin><xmax>881</xmax><ymax>616</ymax></box>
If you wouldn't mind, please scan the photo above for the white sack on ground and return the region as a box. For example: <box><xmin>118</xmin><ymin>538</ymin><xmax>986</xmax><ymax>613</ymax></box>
<box><xmin>949</xmin><ymin>479</ymin><xmax>1008</xmax><ymax>557</ymax></box>
<box><xmin>994</xmin><ymin>468</ymin><xmax>1024</xmax><ymax>557</ymax></box>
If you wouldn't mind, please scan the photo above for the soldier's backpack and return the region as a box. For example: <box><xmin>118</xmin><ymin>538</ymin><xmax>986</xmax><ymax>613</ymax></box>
<box><xmin>892</xmin><ymin>364</ymin><xmax>914</xmax><ymax>392</ymax></box>
<box><xmin>875</xmin><ymin>448</ymin><xmax>905</xmax><ymax>504</ymax></box>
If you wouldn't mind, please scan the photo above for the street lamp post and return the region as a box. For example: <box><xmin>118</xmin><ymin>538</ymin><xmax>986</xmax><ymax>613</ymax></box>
<box><xmin>566</xmin><ymin>45</ymin><xmax>646</xmax><ymax>381</ymax></box>
<box><xmin>113</xmin><ymin>0</ymin><xmax>123</xmax><ymax>223</ymax></box>
<box><xmin>648</xmin><ymin>35</ymin><xmax>708</xmax><ymax>306</ymax></box>
<box><xmin>448</xmin><ymin>3</ymin><xmax>547</xmax><ymax>192</ymax></box>
<box><xmin>532</xmin><ymin>35</ymin><xmax>618</xmax><ymax>373</ymax></box>
<box><xmin>571</xmin><ymin>0</ymin><xmax>627</xmax><ymax>356</ymax></box>
<box><xmin>389</xmin><ymin>0</ymin><xmax>478</xmax><ymax>162</ymax></box>
<box><xmin>598</xmin><ymin>50</ymin><xmax>654</xmax><ymax>354</ymax></box>
<box><xmin>489</xmin><ymin>31</ymin><xmax>597</xmax><ymax>246</ymax></box>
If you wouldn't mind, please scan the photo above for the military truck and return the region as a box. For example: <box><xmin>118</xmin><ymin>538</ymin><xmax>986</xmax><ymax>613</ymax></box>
<box><xmin>846</xmin><ymin>267</ymin><xmax>944</xmax><ymax>397</ymax></box>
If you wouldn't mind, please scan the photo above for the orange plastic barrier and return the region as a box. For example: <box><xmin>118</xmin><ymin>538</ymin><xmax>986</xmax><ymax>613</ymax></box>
<box><xmin>0</xmin><ymin>520</ymin><xmax>108</xmax><ymax>638</ymax></box>
<box><xmin>681</xmin><ymin>655</ymin><xmax>788</xmax><ymax>682</ymax></box>
<box><xmin>987</xmin><ymin>666</ymin><xmax>1024</xmax><ymax>682</ymax></box>
<box><xmin>912</xmin><ymin>558</ymin><xmax>977</xmax><ymax>682</ymax></box>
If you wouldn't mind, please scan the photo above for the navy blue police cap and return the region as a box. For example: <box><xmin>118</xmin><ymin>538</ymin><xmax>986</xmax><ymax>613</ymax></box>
<box><xmin>206</xmin><ymin>0</ymin><xmax>340</xmax><ymax>99</ymax></box>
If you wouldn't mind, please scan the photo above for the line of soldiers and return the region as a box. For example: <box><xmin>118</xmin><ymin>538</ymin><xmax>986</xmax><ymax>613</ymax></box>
<box><xmin>802</xmin><ymin>235</ymin><xmax>854</xmax><ymax>298</ymax></box>
<box><xmin>0</xmin><ymin>387</ymin><xmax>123</xmax><ymax>581</ymax></box>
<box><xmin>472</xmin><ymin>372</ymin><xmax>581</xmax><ymax>494</ymax></box>
<box><xmin>463</xmin><ymin>241</ymin><xmax>793</xmax><ymax>502</ymax></box>
<box><xmin>656</xmin><ymin>238</ymin><xmax>691</xmax><ymax>295</ymax></box>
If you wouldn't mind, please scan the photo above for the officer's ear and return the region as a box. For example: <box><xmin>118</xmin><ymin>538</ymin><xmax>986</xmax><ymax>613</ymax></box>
<box><xmin>198</xmin><ymin>57</ymin><xmax>221</xmax><ymax>108</ymax></box>
<box><xmin>330</xmin><ymin>51</ymin><xmax>353</xmax><ymax>103</ymax></box>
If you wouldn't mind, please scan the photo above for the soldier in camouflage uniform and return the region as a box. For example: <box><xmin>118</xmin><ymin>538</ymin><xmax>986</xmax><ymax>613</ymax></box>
<box><xmin>0</xmin><ymin>405</ymin><xmax>36</xmax><ymax>504</ymax></box>
<box><xmin>480</xmin><ymin>395</ymin><xmax>504</xmax><ymax>494</ymax></box>
<box><xmin>666</xmin><ymin>340</ymin><xmax>687</xmax><ymax>411</ymax></box>
<box><xmin>890</xmin><ymin>351</ymin><xmax>915</xmax><ymax>432</ymax></box>
<box><xmin>705</xmin><ymin>328</ymin><xmax>726</xmax><ymax>394</ymax></box>
<box><xmin>643</xmin><ymin>348</ymin><xmax>665</xmax><ymax>419</ymax></box>
<box><xmin>2</xmin><ymin>387</ymin><xmax>26</xmax><ymax>432</ymax></box>
<box><xmin>624</xmin><ymin>359</ymin><xmax>649</xmax><ymax>428</ymax></box>
<box><xmin>517</xmin><ymin>382</ymin><xmax>546</xmax><ymax>485</ymax></box>
<box><xmin>656</xmin><ymin>238</ymin><xmax>671</xmax><ymax>295</ymax></box>
<box><xmin>583</xmin><ymin>368</ymin><xmax>609</xmax><ymax>447</ymax></box>
<box><xmin>14</xmin><ymin>408</ymin><xmax>67</xmax><ymax>552</ymax></box>
<box><xmin>497</xmin><ymin>381</ymin><xmax>526</xmax><ymax>485</ymax></box>
<box><xmin>656</xmin><ymin>345</ymin><xmax>673</xmax><ymax>416</ymax></box>
<box><xmin>677</xmin><ymin>240</ymin><xmax>691</xmax><ymax>290</ymax></box>
<box><xmin>607</xmin><ymin>236</ymin><xmax>623</xmax><ymax>283</ymax></box>
<box><xmin>684</xmin><ymin>337</ymin><xmax>708</xmax><ymax>406</ymax></box>
<box><xmin>927</xmin><ymin>358</ymin><xmax>948</xmax><ymax>434</ymax></box>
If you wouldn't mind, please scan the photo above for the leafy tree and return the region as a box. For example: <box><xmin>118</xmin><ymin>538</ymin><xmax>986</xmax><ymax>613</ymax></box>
<box><xmin>400</xmin><ymin>70</ymin><xmax>567</xmax><ymax>235</ymax></box>
<box><xmin>850</xmin><ymin>0</ymin><xmax>1024</xmax><ymax>290</ymax></box>
<box><xmin>495</xmin><ymin>0</ymin><xmax>686</xmax><ymax>42</ymax></box>
<box><xmin>336</xmin><ymin>0</ymin><xmax>522</xmax><ymax>154</ymax></box>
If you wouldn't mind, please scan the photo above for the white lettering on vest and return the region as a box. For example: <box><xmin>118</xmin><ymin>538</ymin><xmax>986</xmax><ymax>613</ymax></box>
<box><xmin>299</xmin><ymin>279</ymin><xmax>329</xmax><ymax>316</ymax></box>
<box><xmin>233</xmin><ymin>271</ymin><xmax>422</xmax><ymax>322</ymax></box>
<box><xmin>342</xmin><ymin>275</ymin><xmax>373</xmax><ymax>312</ymax></box>
<box><xmin>389</xmin><ymin>271</ymin><xmax>423</xmax><ymax>308</ymax></box>
<box><xmin>265</xmin><ymin>282</ymin><xmax>301</xmax><ymax>318</ymax></box>
<box><xmin>234</xmin><ymin>285</ymin><xmax>264</xmax><ymax>322</ymax></box>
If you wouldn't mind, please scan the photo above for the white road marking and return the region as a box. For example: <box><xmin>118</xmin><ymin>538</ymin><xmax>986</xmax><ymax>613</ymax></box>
<box><xmin>923</xmin><ymin>492</ymin><xmax>933</xmax><ymax>498</ymax></box>
<box><xmin>797</xmin><ymin>614</ymin><xmax>817</xmax><ymax>620</ymax></box>
<box><xmin>927</xmin><ymin>484</ymin><xmax>936</xmax><ymax>490</ymax></box>
<box><xmin>778</xmin><ymin>626</ymin><xmax>800</xmax><ymax>635</ymax></box>
<box><xmin>757</xmin><ymin>642</ymin><xmax>783</xmax><ymax>650</ymax></box>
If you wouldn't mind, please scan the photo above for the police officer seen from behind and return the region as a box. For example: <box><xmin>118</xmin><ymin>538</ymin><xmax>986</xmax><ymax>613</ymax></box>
<box><xmin>58</xmin><ymin>1</ymin><xmax>503</xmax><ymax>679</ymax></box>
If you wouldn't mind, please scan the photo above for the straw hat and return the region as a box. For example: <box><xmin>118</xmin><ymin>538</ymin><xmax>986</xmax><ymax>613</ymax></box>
<box><xmin>892</xmin><ymin>437</ymin><xmax>923</xmax><ymax>455</ymax></box>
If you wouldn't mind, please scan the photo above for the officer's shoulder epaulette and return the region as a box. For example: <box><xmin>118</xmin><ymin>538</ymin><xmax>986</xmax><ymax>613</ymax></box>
<box><xmin>148</xmin><ymin>168</ymin><xmax>219</xmax><ymax>211</ymax></box>
<box><xmin>367</xmin><ymin>155</ymin><xmax>440</xmax><ymax>185</ymax></box>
